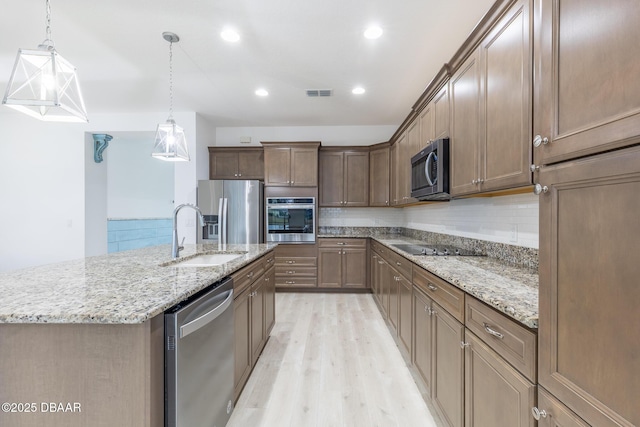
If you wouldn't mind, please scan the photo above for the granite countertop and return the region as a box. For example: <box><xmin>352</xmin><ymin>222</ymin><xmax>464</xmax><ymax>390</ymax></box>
<box><xmin>0</xmin><ymin>243</ymin><xmax>276</xmax><ymax>325</ymax></box>
<box><xmin>320</xmin><ymin>233</ymin><xmax>539</xmax><ymax>329</ymax></box>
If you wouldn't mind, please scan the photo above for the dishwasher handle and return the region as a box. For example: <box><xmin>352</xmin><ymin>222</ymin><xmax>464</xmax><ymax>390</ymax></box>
<box><xmin>179</xmin><ymin>289</ymin><xmax>234</xmax><ymax>338</ymax></box>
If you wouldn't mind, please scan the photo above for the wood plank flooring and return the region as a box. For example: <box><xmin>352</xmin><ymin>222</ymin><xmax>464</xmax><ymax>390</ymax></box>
<box><xmin>228</xmin><ymin>293</ymin><xmax>439</xmax><ymax>427</ymax></box>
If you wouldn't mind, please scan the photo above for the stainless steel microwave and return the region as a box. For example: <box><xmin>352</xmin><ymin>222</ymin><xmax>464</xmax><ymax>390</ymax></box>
<box><xmin>411</xmin><ymin>138</ymin><xmax>450</xmax><ymax>201</ymax></box>
<box><xmin>266</xmin><ymin>197</ymin><xmax>316</xmax><ymax>243</ymax></box>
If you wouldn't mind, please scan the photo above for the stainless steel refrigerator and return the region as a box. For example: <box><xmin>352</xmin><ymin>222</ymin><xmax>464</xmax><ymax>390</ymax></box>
<box><xmin>197</xmin><ymin>180</ymin><xmax>264</xmax><ymax>244</ymax></box>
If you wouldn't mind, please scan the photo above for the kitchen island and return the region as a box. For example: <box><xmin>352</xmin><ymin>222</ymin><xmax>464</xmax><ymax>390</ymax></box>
<box><xmin>0</xmin><ymin>243</ymin><xmax>276</xmax><ymax>427</ymax></box>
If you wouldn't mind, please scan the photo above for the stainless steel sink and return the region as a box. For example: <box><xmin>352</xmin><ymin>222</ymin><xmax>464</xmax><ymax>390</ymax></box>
<box><xmin>391</xmin><ymin>243</ymin><xmax>431</xmax><ymax>254</ymax></box>
<box><xmin>166</xmin><ymin>252</ymin><xmax>246</xmax><ymax>267</ymax></box>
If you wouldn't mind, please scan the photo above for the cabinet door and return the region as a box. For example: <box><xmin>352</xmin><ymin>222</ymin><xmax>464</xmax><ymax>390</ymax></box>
<box><xmin>264</xmin><ymin>266</ymin><xmax>275</xmax><ymax>337</ymax></box>
<box><xmin>291</xmin><ymin>147</ymin><xmax>318</xmax><ymax>186</ymax></box>
<box><xmin>237</xmin><ymin>149</ymin><xmax>264</xmax><ymax>179</ymax></box>
<box><xmin>344</xmin><ymin>152</ymin><xmax>369</xmax><ymax>206</ymax></box>
<box><xmin>389</xmin><ymin>142</ymin><xmax>399</xmax><ymax>206</ymax></box>
<box><xmin>464</xmin><ymin>331</ymin><xmax>536</xmax><ymax>427</ymax></box>
<box><xmin>319</xmin><ymin>151</ymin><xmax>344</xmax><ymax>206</ymax></box>
<box><xmin>388</xmin><ymin>268</ymin><xmax>400</xmax><ymax>334</ymax></box>
<box><xmin>407</xmin><ymin>119</ymin><xmax>422</xmax><ymax>162</ymax></box>
<box><xmin>433</xmin><ymin>84</ymin><xmax>450</xmax><ymax>140</ymax></box>
<box><xmin>342</xmin><ymin>248</ymin><xmax>367</xmax><ymax>288</ymax></box>
<box><xmin>432</xmin><ymin>303</ymin><xmax>464</xmax><ymax>427</ymax></box>
<box><xmin>419</xmin><ymin>103</ymin><xmax>434</xmax><ymax>146</ymax></box>
<box><xmin>398</xmin><ymin>274</ymin><xmax>412</xmax><ymax>357</ymax></box>
<box><xmin>210</xmin><ymin>151</ymin><xmax>239</xmax><ymax>179</ymax></box>
<box><xmin>264</xmin><ymin>147</ymin><xmax>291</xmax><ymax>186</ymax></box>
<box><xmin>535</xmin><ymin>388</ymin><xmax>590</xmax><ymax>427</ymax></box>
<box><xmin>250</xmin><ymin>277</ymin><xmax>265</xmax><ymax>365</ymax></box>
<box><xmin>479</xmin><ymin>0</ymin><xmax>532</xmax><ymax>192</ymax></box>
<box><xmin>369</xmin><ymin>146</ymin><xmax>390</xmax><ymax>206</ymax></box>
<box><xmin>450</xmin><ymin>50</ymin><xmax>481</xmax><ymax>197</ymax></box>
<box><xmin>538</xmin><ymin>145</ymin><xmax>640</xmax><ymax>427</ymax></box>
<box><xmin>534</xmin><ymin>0</ymin><xmax>640</xmax><ymax>165</ymax></box>
<box><xmin>371</xmin><ymin>254</ymin><xmax>380</xmax><ymax>297</ymax></box>
<box><xmin>234</xmin><ymin>287</ymin><xmax>252</xmax><ymax>398</ymax></box>
<box><xmin>318</xmin><ymin>248</ymin><xmax>342</xmax><ymax>288</ymax></box>
<box><xmin>398</xmin><ymin>130</ymin><xmax>417</xmax><ymax>204</ymax></box>
<box><xmin>413</xmin><ymin>287</ymin><xmax>433</xmax><ymax>397</ymax></box>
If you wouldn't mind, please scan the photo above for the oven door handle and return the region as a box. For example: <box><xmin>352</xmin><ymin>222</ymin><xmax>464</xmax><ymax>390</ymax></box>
<box><xmin>425</xmin><ymin>151</ymin><xmax>437</xmax><ymax>186</ymax></box>
<box><xmin>179</xmin><ymin>289</ymin><xmax>234</xmax><ymax>338</ymax></box>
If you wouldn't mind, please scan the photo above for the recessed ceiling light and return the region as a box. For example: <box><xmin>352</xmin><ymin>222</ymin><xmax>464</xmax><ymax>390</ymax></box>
<box><xmin>364</xmin><ymin>25</ymin><xmax>383</xmax><ymax>40</ymax></box>
<box><xmin>255</xmin><ymin>88</ymin><xmax>269</xmax><ymax>97</ymax></box>
<box><xmin>352</xmin><ymin>87</ymin><xmax>366</xmax><ymax>95</ymax></box>
<box><xmin>221</xmin><ymin>28</ymin><xmax>240</xmax><ymax>42</ymax></box>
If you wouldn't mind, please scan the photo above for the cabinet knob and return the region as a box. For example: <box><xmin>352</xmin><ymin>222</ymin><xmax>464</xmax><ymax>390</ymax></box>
<box><xmin>472</xmin><ymin>179</ymin><xmax>478</xmax><ymax>185</ymax></box>
<box><xmin>533</xmin><ymin>135</ymin><xmax>549</xmax><ymax>147</ymax></box>
<box><xmin>533</xmin><ymin>183</ymin><xmax>549</xmax><ymax>195</ymax></box>
<box><xmin>529</xmin><ymin>164</ymin><xmax>540</xmax><ymax>173</ymax></box>
<box><xmin>396</xmin><ymin>261</ymin><xmax>401</xmax><ymax>266</ymax></box>
<box><xmin>531</xmin><ymin>407</ymin><xmax>548</xmax><ymax>420</ymax></box>
<box><xmin>238</xmin><ymin>173</ymin><xmax>242</xmax><ymax>177</ymax></box>
<box><xmin>460</xmin><ymin>341</ymin><xmax>470</xmax><ymax>349</ymax></box>
<box><xmin>385</xmin><ymin>201</ymin><xmax>389</xmax><ymax>206</ymax></box>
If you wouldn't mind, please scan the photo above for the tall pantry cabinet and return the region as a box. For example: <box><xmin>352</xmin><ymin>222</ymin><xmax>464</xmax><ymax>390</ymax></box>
<box><xmin>533</xmin><ymin>0</ymin><xmax>640</xmax><ymax>426</ymax></box>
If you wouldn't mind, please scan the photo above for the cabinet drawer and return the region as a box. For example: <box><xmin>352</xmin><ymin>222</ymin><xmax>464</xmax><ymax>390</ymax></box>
<box><xmin>275</xmin><ymin>266</ymin><xmax>317</xmax><ymax>277</ymax></box>
<box><xmin>318</xmin><ymin>238</ymin><xmax>367</xmax><ymax>248</ymax></box>
<box><xmin>275</xmin><ymin>256</ymin><xmax>317</xmax><ymax>267</ymax></box>
<box><xmin>465</xmin><ymin>296</ymin><xmax>536</xmax><ymax>382</ymax></box>
<box><xmin>413</xmin><ymin>267</ymin><xmax>465</xmax><ymax>323</ymax></box>
<box><xmin>385</xmin><ymin>250</ymin><xmax>412</xmax><ymax>280</ymax></box>
<box><xmin>275</xmin><ymin>277</ymin><xmax>317</xmax><ymax>288</ymax></box>
<box><xmin>232</xmin><ymin>258</ymin><xmax>266</xmax><ymax>296</ymax></box>
<box><xmin>371</xmin><ymin>240</ymin><xmax>388</xmax><ymax>255</ymax></box>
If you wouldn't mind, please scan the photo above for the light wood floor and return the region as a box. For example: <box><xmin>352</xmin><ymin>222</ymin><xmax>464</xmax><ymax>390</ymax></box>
<box><xmin>227</xmin><ymin>293</ymin><xmax>439</xmax><ymax>427</ymax></box>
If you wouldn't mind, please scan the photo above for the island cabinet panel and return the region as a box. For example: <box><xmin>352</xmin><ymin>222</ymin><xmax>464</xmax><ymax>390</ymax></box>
<box><xmin>263</xmin><ymin>256</ymin><xmax>276</xmax><ymax>337</ymax></box>
<box><xmin>538</xmin><ymin>145</ymin><xmax>640</xmax><ymax>427</ymax></box>
<box><xmin>0</xmin><ymin>316</ymin><xmax>165</xmax><ymax>427</ymax></box>
<box><xmin>369</xmin><ymin>144</ymin><xmax>390</xmax><ymax>206</ymax></box>
<box><xmin>250</xmin><ymin>273</ymin><xmax>266</xmax><ymax>366</ymax></box>
<box><xmin>464</xmin><ymin>330</ymin><xmax>536</xmax><ymax>427</ymax></box>
<box><xmin>208</xmin><ymin>147</ymin><xmax>264</xmax><ymax>180</ymax></box>
<box><xmin>234</xmin><ymin>286</ymin><xmax>252</xmax><ymax>400</ymax></box>
<box><xmin>534</xmin><ymin>0</ymin><xmax>640</xmax><ymax>166</ymax></box>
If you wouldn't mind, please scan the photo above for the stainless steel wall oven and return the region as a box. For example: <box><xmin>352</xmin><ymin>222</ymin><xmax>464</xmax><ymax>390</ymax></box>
<box><xmin>266</xmin><ymin>197</ymin><xmax>316</xmax><ymax>243</ymax></box>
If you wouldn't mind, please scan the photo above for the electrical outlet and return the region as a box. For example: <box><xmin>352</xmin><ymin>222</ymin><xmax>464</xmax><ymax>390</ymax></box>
<box><xmin>510</xmin><ymin>224</ymin><xmax>518</xmax><ymax>243</ymax></box>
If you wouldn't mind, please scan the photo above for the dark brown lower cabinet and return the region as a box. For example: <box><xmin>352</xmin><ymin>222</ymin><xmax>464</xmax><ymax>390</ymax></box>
<box><xmin>398</xmin><ymin>273</ymin><xmax>412</xmax><ymax>356</ymax></box>
<box><xmin>234</xmin><ymin>286</ymin><xmax>251</xmax><ymax>401</ymax></box>
<box><xmin>264</xmin><ymin>265</ymin><xmax>275</xmax><ymax>337</ymax></box>
<box><xmin>534</xmin><ymin>388</ymin><xmax>590</xmax><ymax>427</ymax></box>
<box><xmin>464</xmin><ymin>330</ymin><xmax>535</xmax><ymax>427</ymax></box>
<box><xmin>413</xmin><ymin>286</ymin><xmax>434</xmax><ymax>397</ymax></box>
<box><xmin>250</xmin><ymin>275</ymin><xmax>265</xmax><ymax>366</ymax></box>
<box><xmin>432</xmin><ymin>302</ymin><xmax>464</xmax><ymax>427</ymax></box>
<box><xmin>388</xmin><ymin>267</ymin><xmax>400</xmax><ymax>334</ymax></box>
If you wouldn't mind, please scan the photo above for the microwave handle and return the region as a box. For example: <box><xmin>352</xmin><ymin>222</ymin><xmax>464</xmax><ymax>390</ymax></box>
<box><xmin>425</xmin><ymin>151</ymin><xmax>437</xmax><ymax>186</ymax></box>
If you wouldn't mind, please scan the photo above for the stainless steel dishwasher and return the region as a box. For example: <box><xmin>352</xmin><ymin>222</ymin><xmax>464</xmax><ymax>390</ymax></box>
<box><xmin>165</xmin><ymin>277</ymin><xmax>234</xmax><ymax>427</ymax></box>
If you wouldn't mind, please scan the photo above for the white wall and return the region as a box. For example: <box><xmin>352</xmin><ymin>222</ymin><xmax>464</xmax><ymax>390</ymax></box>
<box><xmin>0</xmin><ymin>111</ymin><xmax>206</xmax><ymax>272</ymax></box>
<box><xmin>215</xmin><ymin>125</ymin><xmax>397</xmax><ymax>147</ymax></box>
<box><xmin>106</xmin><ymin>133</ymin><xmax>174</xmax><ymax>219</ymax></box>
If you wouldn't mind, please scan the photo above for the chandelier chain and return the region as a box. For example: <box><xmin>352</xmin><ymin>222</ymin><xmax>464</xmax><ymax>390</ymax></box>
<box><xmin>45</xmin><ymin>0</ymin><xmax>53</xmax><ymax>46</ymax></box>
<box><xmin>168</xmin><ymin>41</ymin><xmax>174</xmax><ymax>119</ymax></box>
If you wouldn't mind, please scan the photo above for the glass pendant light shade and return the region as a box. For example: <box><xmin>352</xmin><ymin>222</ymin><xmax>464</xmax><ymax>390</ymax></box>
<box><xmin>2</xmin><ymin>0</ymin><xmax>88</xmax><ymax>123</ymax></box>
<box><xmin>152</xmin><ymin>118</ymin><xmax>190</xmax><ymax>161</ymax></box>
<box><xmin>3</xmin><ymin>45</ymin><xmax>88</xmax><ymax>122</ymax></box>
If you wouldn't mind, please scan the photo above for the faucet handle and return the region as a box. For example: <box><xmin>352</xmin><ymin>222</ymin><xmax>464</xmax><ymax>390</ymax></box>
<box><xmin>179</xmin><ymin>237</ymin><xmax>186</xmax><ymax>251</ymax></box>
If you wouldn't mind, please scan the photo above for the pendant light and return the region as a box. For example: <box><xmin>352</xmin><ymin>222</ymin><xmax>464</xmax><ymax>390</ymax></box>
<box><xmin>2</xmin><ymin>0</ymin><xmax>88</xmax><ymax>122</ymax></box>
<box><xmin>152</xmin><ymin>32</ymin><xmax>190</xmax><ymax>162</ymax></box>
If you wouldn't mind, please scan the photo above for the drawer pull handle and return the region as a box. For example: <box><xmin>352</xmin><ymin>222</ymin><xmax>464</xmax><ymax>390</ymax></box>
<box><xmin>396</xmin><ymin>261</ymin><xmax>401</xmax><ymax>266</ymax></box>
<box><xmin>531</xmin><ymin>407</ymin><xmax>548</xmax><ymax>420</ymax></box>
<box><xmin>247</xmin><ymin>272</ymin><xmax>254</xmax><ymax>278</ymax></box>
<box><xmin>337</xmin><ymin>242</ymin><xmax>346</xmax><ymax>245</ymax></box>
<box><xmin>287</xmin><ymin>260</ymin><xmax>295</xmax><ymax>264</ymax></box>
<box><xmin>287</xmin><ymin>271</ymin><xmax>296</xmax><ymax>274</ymax></box>
<box><xmin>483</xmin><ymin>323</ymin><xmax>504</xmax><ymax>339</ymax></box>
<box><xmin>427</xmin><ymin>284</ymin><xmax>437</xmax><ymax>291</ymax></box>
<box><xmin>285</xmin><ymin>281</ymin><xmax>295</xmax><ymax>284</ymax></box>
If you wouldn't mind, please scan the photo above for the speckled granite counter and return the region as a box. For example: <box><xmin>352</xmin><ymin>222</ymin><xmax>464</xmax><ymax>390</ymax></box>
<box><xmin>0</xmin><ymin>243</ymin><xmax>277</xmax><ymax>324</ymax></box>
<box><xmin>319</xmin><ymin>232</ymin><xmax>539</xmax><ymax>329</ymax></box>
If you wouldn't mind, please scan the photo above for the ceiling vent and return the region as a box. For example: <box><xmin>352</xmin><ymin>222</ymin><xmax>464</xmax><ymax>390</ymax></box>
<box><xmin>306</xmin><ymin>89</ymin><xmax>333</xmax><ymax>97</ymax></box>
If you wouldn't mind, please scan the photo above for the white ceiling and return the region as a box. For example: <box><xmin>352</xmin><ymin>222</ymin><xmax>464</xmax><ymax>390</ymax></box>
<box><xmin>0</xmin><ymin>0</ymin><xmax>494</xmax><ymax>127</ymax></box>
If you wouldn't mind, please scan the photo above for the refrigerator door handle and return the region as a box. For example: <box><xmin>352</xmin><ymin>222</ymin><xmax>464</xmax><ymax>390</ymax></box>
<box><xmin>221</xmin><ymin>198</ymin><xmax>228</xmax><ymax>245</ymax></box>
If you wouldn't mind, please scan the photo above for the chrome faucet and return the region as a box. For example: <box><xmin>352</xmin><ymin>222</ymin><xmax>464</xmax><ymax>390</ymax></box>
<box><xmin>172</xmin><ymin>203</ymin><xmax>205</xmax><ymax>259</ymax></box>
